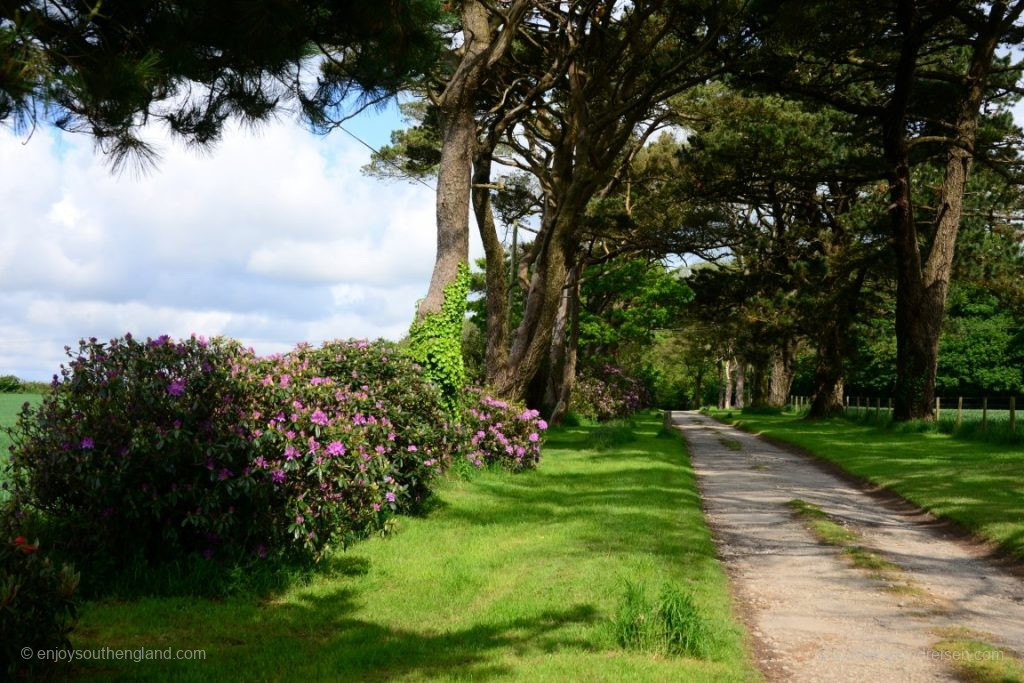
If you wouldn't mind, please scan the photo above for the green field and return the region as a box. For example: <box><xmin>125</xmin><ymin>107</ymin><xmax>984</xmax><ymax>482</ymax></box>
<box><xmin>709</xmin><ymin>408</ymin><xmax>1024</xmax><ymax>560</ymax></box>
<box><xmin>52</xmin><ymin>413</ymin><xmax>757</xmax><ymax>681</ymax></box>
<box><xmin>842</xmin><ymin>405</ymin><xmax>1017</xmax><ymax>425</ymax></box>
<box><xmin>0</xmin><ymin>393</ymin><xmax>41</xmax><ymax>473</ymax></box>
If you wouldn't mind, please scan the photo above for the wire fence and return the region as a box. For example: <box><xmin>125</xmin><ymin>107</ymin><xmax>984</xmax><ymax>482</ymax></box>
<box><xmin>788</xmin><ymin>394</ymin><xmax>1023</xmax><ymax>433</ymax></box>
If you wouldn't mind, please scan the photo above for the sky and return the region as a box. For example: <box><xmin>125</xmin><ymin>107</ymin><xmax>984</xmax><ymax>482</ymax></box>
<box><xmin>0</xmin><ymin>102</ymin><xmax>484</xmax><ymax>380</ymax></box>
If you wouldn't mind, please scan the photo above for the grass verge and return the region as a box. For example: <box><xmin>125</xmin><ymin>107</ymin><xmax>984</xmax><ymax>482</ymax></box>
<box><xmin>62</xmin><ymin>412</ymin><xmax>757</xmax><ymax>681</ymax></box>
<box><xmin>931</xmin><ymin>627</ymin><xmax>1024</xmax><ymax>682</ymax></box>
<box><xmin>708</xmin><ymin>409</ymin><xmax>1024</xmax><ymax>562</ymax></box>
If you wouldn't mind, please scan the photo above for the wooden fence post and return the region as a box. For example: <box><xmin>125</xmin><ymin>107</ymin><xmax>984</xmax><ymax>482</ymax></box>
<box><xmin>982</xmin><ymin>397</ymin><xmax>988</xmax><ymax>433</ymax></box>
<box><xmin>956</xmin><ymin>397</ymin><xmax>963</xmax><ymax>428</ymax></box>
<box><xmin>936</xmin><ymin>396</ymin><xmax>941</xmax><ymax>421</ymax></box>
<box><xmin>888</xmin><ymin>397</ymin><xmax>893</xmax><ymax>416</ymax></box>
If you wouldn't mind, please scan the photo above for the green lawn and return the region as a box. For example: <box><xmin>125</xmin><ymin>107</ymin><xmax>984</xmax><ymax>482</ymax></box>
<box><xmin>708</xmin><ymin>408</ymin><xmax>1024</xmax><ymax>561</ymax></box>
<box><xmin>63</xmin><ymin>413</ymin><xmax>757</xmax><ymax>681</ymax></box>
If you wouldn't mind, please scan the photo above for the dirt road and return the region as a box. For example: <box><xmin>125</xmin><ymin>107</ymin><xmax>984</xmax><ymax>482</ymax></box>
<box><xmin>673</xmin><ymin>411</ymin><xmax>1024</xmax><ymax>682</ymax></box>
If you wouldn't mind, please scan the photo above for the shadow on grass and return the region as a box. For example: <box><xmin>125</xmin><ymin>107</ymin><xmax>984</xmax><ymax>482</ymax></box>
<box><xmin>74</xmin><ymin>588</ymin><xmax>599</xmax><ymax>681</ymax></box>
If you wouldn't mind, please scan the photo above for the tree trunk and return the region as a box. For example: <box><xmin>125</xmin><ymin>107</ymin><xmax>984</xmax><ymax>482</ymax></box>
<box><xmin>472</xmin><ymin>150</ymin><xmax>511</xmax><ymax>384</ymax></box>
<box><xmin>544</xmin><ymin>272</ymin><xmax>571</xmax><ymax>411</ymax></box>
<box><xmin>417</xmin><ymin>101</ymin><xmax>473</xmax><ymax>320</ymax></box>
<box><xmin>493</xmin><ymin>205</ymin><xmax>579</xmax><ymax>401</ymax></box>
<box><xmin>722</xmin><ymin>359</ymin><xmax>734</xmax><ymax>409</ymax></box>
<box><xmin>733</xmin><ymin>361</ymin><xmax>746</xmax><ymax>409</ymax></box>
<box><xmin>717</xmin><ymin>361</ymin><xmax>725</xmax><ymax>409</ymax></box>
<box><xmin>887</xmin><ymin>1</ymin><xmax>1008</xmax><ymax>420</ymax></box>
<box><xmin>417</xmin><ymin>0</ymin><xmax>530</xmax><ymax>320</ymax></box>
<box><xmin>767</xmin><ymin>340</ymin><xmax>797</xmax><ymax>408</ymax></box>
<box><xmin>810</xmin><ymin>319</ymin><xmax>849</xmax><ymax>418</ymax></box>
<box><xmin>548</xmin><ymin>262</ymin><xmax>581</xmax><ymax>425</ymax></box>
<box><xmin>748</xmin><ymin>352</ymin><xmax>770</xmax><ymax>407</ymax></box>
<box><xmin>693</xmin><ymin>362</ymin><xmax>706</xmax><ymax>409</ymax></box>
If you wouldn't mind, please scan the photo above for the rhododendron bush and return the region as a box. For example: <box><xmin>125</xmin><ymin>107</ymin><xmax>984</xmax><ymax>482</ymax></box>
<box><xmin>5</xmin><ymin>334</ymin><xmax>258</xmax><ymax>565</ymax></box>
<box><xmin>4</xmin><ymin>335</ymin><xmax>457</xmax><ymax>567</ymax></box>
<box><xmin>1</xmin><ymin>510</ymin><xmax>79</xmax><ymax>678</ymax></box>
<box><xmin>460</xmin><ymin>387</ymin><xmax>546</xmax><ymax>472</ymax></box>
<box><xmin>234</xmin><ymin>339</ymin><xmax>461</xmax><ymax>555</ymax></box>
<box><xmin>570</xmin><ymin>365</ymin><xmax>650</xmax><ymax>422</ymax></box>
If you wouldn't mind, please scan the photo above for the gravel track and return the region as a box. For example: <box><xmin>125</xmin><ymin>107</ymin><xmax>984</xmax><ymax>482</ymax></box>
<box><xmin>673</xmin><ymin>411</ymin><xmax>1024</xmax><ymax>682</ymax></box>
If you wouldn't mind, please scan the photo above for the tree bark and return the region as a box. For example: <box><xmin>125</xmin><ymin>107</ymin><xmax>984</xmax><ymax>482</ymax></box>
<box><xmin>418</xmin><ymin>0</ymin><xmax>529</xmax><ymax>320</ymax></box>
<box><xmin>810</xmin><ymin>317</ymin><xmax>852</xmax><ymax>418</ymax></box>
<box><xmin>548</xmin><ymin>262</ymin><xmax>581</xmax><ymax>424</ymax></box>
<box><xmin>693</xmin><ymin>362</ymin><xmax>706</xmax><ymax>409</ymax></box>
<box><xmin>472</xmin><ymin>150</ymin><xmax>511</xmax><ymax>384</ymax></box>
<box><xmin>767</xmin><ymin>340</ymin><xmax>797</xmax><ymax>408</ymax></box>
<box><xmin>748</xmin><ymin>351</ymin><xmax>770</xmax><ymax>407</ymax></box>
<box><xmin>733</xmin><ymin>360</ymin><xmax>746</xmax><ymax>409</ymax></box>
<box><xmin>717</xmin><ymin>360</ymin><xmax>725</xmax><ymax>409</ymax></box>
<box><xmin>887</xmin><ymin>0</ymin><xmax>1013</xmax><ymax>420</ymax></box>
<box><xmin>722</xmin><ymin>358</ymin><xmax>734</xmax><ymax>409</ymax></box>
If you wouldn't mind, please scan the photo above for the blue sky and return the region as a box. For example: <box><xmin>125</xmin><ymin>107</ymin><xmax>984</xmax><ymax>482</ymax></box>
<box><xmin>0</xmin><ymin>98</ymin><xmax>481</xmax><ymax>380</ymax></box>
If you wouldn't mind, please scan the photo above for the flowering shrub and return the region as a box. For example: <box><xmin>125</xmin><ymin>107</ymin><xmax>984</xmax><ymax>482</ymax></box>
<box><xmin>1</xmin><ymin>508</ymin><xmax>79</xmax><ymax>678</ymax></box>
<box><xmin>5</xmin><ymin>332</ymin><xmax>465</xmax><ymax>573</ymax></box>
<box><xmin>571</xmin><ymin>365</ymin><xmax>650</xmax><ymax>422</ymax></box>
<box><xmin>460</xmin><ymin>387</ymin><xmax>546</xmax><ymax>471</ymax></box>
<box><xmin>5</xmin><ymin>334</ymin><xmax>261</xmax><ymax>566</ymax></box>
<box><xmin>233</xmin><ymin>339</ymin><xmax>460</xmax><ymax>556</ymax></box>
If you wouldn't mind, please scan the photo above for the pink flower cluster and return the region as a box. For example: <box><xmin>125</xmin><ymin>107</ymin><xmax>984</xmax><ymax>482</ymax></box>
<box><xmin>461</xmin><ymin>387</ymin><xmax>546</xmax><ymax>472</ymax></box>
<box><xmin>231</xmin><ymin>339</ymin><xmax>456</xmax><ymax>556</ymax></box>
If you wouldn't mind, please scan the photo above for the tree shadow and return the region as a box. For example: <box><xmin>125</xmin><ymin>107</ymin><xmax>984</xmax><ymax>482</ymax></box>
<box><xmin>73</xmin><ymin>587</ymin><xmax>600</xmax><ymax>681</ymax></box>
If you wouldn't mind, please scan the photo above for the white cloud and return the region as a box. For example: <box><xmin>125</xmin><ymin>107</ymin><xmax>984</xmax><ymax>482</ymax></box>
<box><xmin>0</xmin><ymin>118</ymin><xmax>482</xmax><ymax>379</ymax></box>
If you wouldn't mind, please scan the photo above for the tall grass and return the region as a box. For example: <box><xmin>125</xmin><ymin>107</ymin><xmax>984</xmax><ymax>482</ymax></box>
<box><xmin>612</xmin><ymin>579</ymin><xmax>715</xmax><ymax>658</ymax></box>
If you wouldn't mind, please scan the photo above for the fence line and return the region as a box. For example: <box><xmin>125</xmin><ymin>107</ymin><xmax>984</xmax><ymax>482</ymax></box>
<box><xmin>787</xmin><ymin>394</ymin><xmax>1023</xmax><ymax>434</ymax></box>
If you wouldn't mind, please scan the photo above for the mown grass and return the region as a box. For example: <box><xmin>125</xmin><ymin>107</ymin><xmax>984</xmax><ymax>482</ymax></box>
<box><xmin>708</xmin><ymin>408</ymin><xmax>1024</xmax><ymax>561</ymax></box>
<box><xmin>62</xmin><ymin>412</ymin><xmax>757</xmax><ymax>681</ymax></box>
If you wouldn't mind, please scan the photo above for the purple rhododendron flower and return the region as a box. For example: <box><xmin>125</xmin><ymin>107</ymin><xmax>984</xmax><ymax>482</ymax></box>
<box><xmin>310</xmin><ymin>409</ymin><xmax>329</xmax><ymax>426</ymax></box>
<box><xmin>326</xmin><ymin>441</ymin><xmax>346</xmax><ymax>456</ymax></box>
<box><xmin>80</xmin><ymin>437</ymin><xmax>94</xmax><ymax>449</ymax></box>
<box><xmin>167</xmin><ymin>378</ymin><xmax>186</xmax><ymax>396</ymax></box>
<box><xmin>385</xmin><ymin>492</ymin><xmax>396</xmax><ymax>503</ymax></box>
<box><xmin>271</xmin><ymin>469</ymin><xmax>286</xmax><ymax>484</ymax></box>
<box><xmin>528</xmin><ymin>433</ymin><xmax>540</xmax><ymax>442</ymax></box>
